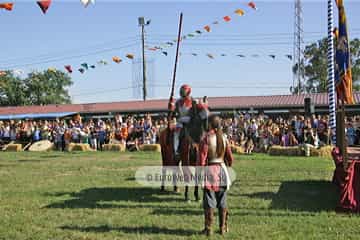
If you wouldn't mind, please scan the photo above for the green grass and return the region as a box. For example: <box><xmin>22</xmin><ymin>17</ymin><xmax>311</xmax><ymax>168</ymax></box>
<box><xmin>0</xmin><ymin>151</ymin><xmax>359</xmax><ymax>239</ymax></box>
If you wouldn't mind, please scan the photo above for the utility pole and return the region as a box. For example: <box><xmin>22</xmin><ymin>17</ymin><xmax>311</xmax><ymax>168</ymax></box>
<box><xmin>138</xmin><ymin>17</ymin><xmax>150</xmax><ymax>101</ymax></box>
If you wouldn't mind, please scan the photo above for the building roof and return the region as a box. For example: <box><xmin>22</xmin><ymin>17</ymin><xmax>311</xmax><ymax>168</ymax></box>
<box><xmin>0</xmin><ymin>92</ymin><xmax>359</xmax><ymax>116</ymax></box>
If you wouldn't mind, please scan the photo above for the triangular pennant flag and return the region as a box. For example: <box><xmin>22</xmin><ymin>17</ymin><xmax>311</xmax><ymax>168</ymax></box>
<box><xmin>195</xmin><ymin>30</ymin><xmax>202</xmax><ymax>34</ymax></box>
<box><xmin>187</xmin><ymin>33</ymin><xmax>195</xmax><ymax>37</ymax></box>
<box><xmin>148</xmin><ymin>48</ymin><xmax>157</xmax><ymax>51</ymax></box>
<box><xmin>126</xmin><ymin>54</ymin><xmax>134</xmax><ymax>59</ymax></box>
<box><xmin>81</xmin><ymin>63</ymin><xmax>89</xmax><ymax>70</ymax></box>
<box><xmin>286</xmin><ymin>54</ymin><xmax>292</xmax><ymax>60</ymax></box>
<box><xmin>212</xmin><ymin>21</ymin><xmax>219</xmax><ymax>25</ymax></box>
<box><xmin>223</xmin><ymin>16</ymin><xmax>231</xmax><ymax>22</ymax></box>
<box><xmin>37</xmin><ymin>0</ymin><xmax>52</xmax><ymax>14</ymax></box>
<box><xmin>80</xmin><ymin>0</ymin><xmax>95</xmax><ymax>8</ymax></box>
<box><xmin>90</xmin><ymin>65</ymin><xmax>96</xmax><ymax>69</ymax></box>
<box><xmin>248</xmin><ymin>1</ymin><xmax>257</xmax><ymax>10</ymax></box>
<box><xmin>112</xmin><ymin>56</ymin><xmax>122</xmax><ymax>63</ymax></box>
<box><xmin>97</xmin><ymin>60</ymin><xmax>108</xmax><ymax>65</ymax></box>
<box><xmin>269</xmin><ymin>55</ymin><xmax>276</xmax><ymax>59</ymax></box>
<box><xmin>204</xmin><ymin>25</ymin><xmax>211</xmax><ymax>32</ymax></box>
<box><xmin>234</xmin><ymin>9</ymin><xmax>245</xmax><ymax>16</ymax></box>
<box><xmin>64</xmin><ymin>65</ymin><xmax>72</xmax><ymax>73</ymax></box>
<box><xmin>0</xmin><ymin>2</ymin><xmax>14</xmax><ymax>11</ymax></box>
<box><xmin>206</xmin><ymin>54</ymin><xmax>215</xmax><ymax>59</ymax></box>
<box><xmin>191</xmin><ymin>53</ymin><xmax>198</xmax><ymax>57</ymax></box>
<box><xmin>162</xmin><ymin>51</ymin><xmax>168</xmax><ymax>56</ymax></box>
<box><xmin>237</xmin><ymin>54</ymin><xmax>245</xmax><ymax>58</ymax></box>
<box><xmin>78</xmin><ymin>68</ymin><xmax>85</xmax><ymax>74</ymax></box>
<box><xmin>221</xmin><ymin>54</ymin><xmax>227</xmax><ymax>57</ymax></box>
<box><xmin>166</xmin><ymin>41</ymin><xmax>174</xmax><ymax>46</ymax></box>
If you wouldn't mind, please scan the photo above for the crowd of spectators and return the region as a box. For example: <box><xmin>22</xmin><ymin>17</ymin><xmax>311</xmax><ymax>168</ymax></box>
<box><xmin>0</xmin><ymin>112</ymin><xmax>359</xmax><ymax>152</ymax></box>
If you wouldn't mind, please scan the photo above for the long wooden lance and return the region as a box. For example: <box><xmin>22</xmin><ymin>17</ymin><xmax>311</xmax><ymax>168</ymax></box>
<box><xmin>168</xmin><ymin>12</ymin><xmax>183</xmax><ymax>117</ymax></box>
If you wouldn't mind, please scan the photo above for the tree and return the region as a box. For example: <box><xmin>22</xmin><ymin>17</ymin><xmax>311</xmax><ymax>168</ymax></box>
<box><xmin>24</xmin><ymin>70</ymin><xmax>73</xmax><ymax>105</ymax></box>
<box><xmin>0</xmin><ymin>71</ymin><xmax>28</xmax><ymax>106</ymax></box>
<box><xmin>293</xmin><ymin>37</ymin><xmax>360</xmax><ymax>93</ymax></box>
<box><xmin>0</xmin><ymin>69</ymin><xmax>73</xmax><ymax>106</ymax></box>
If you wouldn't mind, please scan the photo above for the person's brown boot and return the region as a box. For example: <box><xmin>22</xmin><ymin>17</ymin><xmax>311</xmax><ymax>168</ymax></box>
<box><xmin>219</xmin><ymin>208</ymin><xmax>228</xmax><ymax>235</ymax></box>
<box><xmin>201</xmin><ymin>208</ymin><xmax>214</xmax><ymax>236</ymax></box>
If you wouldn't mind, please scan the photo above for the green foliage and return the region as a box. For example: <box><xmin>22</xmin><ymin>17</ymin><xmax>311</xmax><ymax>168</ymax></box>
<box><xmin>0</xmin><ymin>152</ymin><xmax>359</xmax><ymax>240</ymax></box>
<box><xmin>293</xmin><ymin>37</ymin><xmax>360</xmax><ymax>93</ymax></box>
<box><xmin>0</xmin><ymin>69</ymin><xmax>73</xmax><ymax>106</ymax></box>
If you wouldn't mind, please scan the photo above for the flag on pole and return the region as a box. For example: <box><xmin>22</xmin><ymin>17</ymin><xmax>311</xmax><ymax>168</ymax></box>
<box><xmin>335</xmin><ymin>0</ymin><xmax>354</xmax><ymax>104</ymax></box>
<box><xmin>37</xmin><ymin>0</ymin><xmax>52</xmax><ymax>14</ymax></box>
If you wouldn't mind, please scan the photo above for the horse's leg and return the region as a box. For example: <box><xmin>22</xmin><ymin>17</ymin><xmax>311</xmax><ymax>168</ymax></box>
<box><xmin>185</xmin><ymin>185</ymin><xmax>189</xmax><ymax>201</ymax></box>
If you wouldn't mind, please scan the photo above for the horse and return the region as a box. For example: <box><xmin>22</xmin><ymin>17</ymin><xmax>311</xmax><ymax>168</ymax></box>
<box><xmin>159</xmin><ymin>99</ymin><xmax>209</xmax><ymax>201</ymax></box>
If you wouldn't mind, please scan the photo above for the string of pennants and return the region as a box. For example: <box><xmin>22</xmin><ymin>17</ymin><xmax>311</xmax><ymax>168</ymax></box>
<box><xmin>0</xmin><ymin>1</ymin><xmax>293</xmax><ymax>77</ymax></box>
<box><xmin>145</xmin><ymin>2</ymin><xmax>258</xmax><ymax>53</ymax></box>
<box><xmin>0</xmin><ymin>1</ymin><xmax>95</xmax><ymax>13</ymax></box>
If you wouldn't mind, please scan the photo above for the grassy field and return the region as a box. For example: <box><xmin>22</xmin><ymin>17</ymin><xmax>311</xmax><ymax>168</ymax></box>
<box><xmin>0</xmin><ymin>151</ymin><xmax>360</xmax><ymax>240</ymax></box>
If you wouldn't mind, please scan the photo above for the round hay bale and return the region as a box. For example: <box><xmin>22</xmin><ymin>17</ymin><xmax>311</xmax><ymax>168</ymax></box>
<box><xmin>269</xmin><ymin>146</ymin><xmax>303</xmax><ymax>156</ymax></box>
<box><xmin>139</xmin><ymin>144</ymin><xmax>161</xmax><ymax>152</ymax></box>
<box><xmin>68</xmin><ymin>143</ymin><xmax>92</xmax><ymax>152</ymax></box>
<box><xmin>4</xmin><ymin>144</ymin><xmax>22</xmax><ymax>152</ymax></box>
<box><xmin>231</xmin><ymin>145</ymin><xmax>245</xmax><ymax>154</ymax></box>
<box><xmin>29</xmin><ymin>140</ymin><xmax>54</xmax><ymax>152</ymax></box>
<box><xmin>103</xmin><ymin>144</ymin><xmax>125</xmax><ymax>152</ymax></box>
<box><xmin>310</xmin><ymin>145</ymin><xmax>332</xmax><ymax>158</ymax></box>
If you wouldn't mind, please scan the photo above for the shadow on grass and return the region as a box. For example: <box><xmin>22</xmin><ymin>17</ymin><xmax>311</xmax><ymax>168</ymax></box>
<box><xmin>45</xmin><ymin>187</ymin><xmax>181</xmax><ymax>209</ymax></box>
<box><xmin>60</xmin><ymin>225</ymin><xmax>198</xmax><ymax>236</ymax></box>
<box><xmin>231</xmin><ymin>180</ymin><xmax>338</xmax><ymax>212</ymax></box>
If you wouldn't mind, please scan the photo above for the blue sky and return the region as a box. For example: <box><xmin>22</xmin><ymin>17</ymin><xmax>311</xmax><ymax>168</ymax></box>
<box><xmin>0</xmin><ymin>0</ymin><xmax>359</xmax><ymax>103</ymax></box>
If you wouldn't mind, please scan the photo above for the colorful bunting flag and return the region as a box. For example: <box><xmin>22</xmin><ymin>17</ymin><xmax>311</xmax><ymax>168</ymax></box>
<box><xmin>97</xmin><ymin>60</ymin><xmax>108</xmax><ymax>65</ymax></box>
<box><xmin>237</xmin><ymin>54</ymin><xmax>245</xmax><ymax>58</ymax></box>
<box><xmin>0</xmin><ymin>2</ymin><xmax>13</xmax><ymax>11</ymax></box>
<box><xmin>37</xmin><ymin>0</ymin><xmax>52</xmax><ymax>14</ymax></box>
<box><xmin>204</xmin><ymin>25</ymin><xmax>211</xmax><ymax>32</ymax></box>
<box><xmin>221</xmin><ymin>54</ymin><xmax>227</xmax><ymax>57</ymax></box>
<box><xmin>212</xmin><ymin>21</ymin><xmax>219</xmax><ymax>25</ymax></box>
<box><xmin>248</xmin><ymin>1</ymin><xmax>257</xmax><ymax>10</ymax></box>
<box><xmin>64</xmin><ymin>65</ymin><xmax>72</xmax><ymax>73</ymax></box>
<box><xmin>234</xmin><ymin>9</ymin><xmax>245</xmax><ymax>16</ymax></box>
<box><xmin>78</xmin><ymin>68</ymin><xmax>85</xmax><ymax>74</ymax></box>
<box><xmin>80</xmin><ymin>0</ymin><xmax>95</xmax><ymax>8</ymax></box>
<box><xmin>195</xmin><ymin>30</ymin><xmax>202</xmax><ymax>34</ymax></box>
<box><xmin>187</xmin><ymin>33</ymin><xmax>195</xmax><ymax>37</ymax></box>
<box><xmin>162</xmin><ymin>51</ymin><xmax>168</xmax><ymax>56</ymax></box>
<box><xmin>191</xmin><ymin>53</ymin><xmax>198</xmax><ymax>56</ymax></box>
<box><xmin>148</xmin><ymin>48</ymin><xmax>157</xmax><ymax>51</ymax></box>
<box><xmin>81</xmin><ymin>63</ymin><xmax>89</xmax><ymax>70</ymax></box>
<box><xmin>206</xmin><ymin>54</ymin><xmax>214</xmax><ymax>59</ymax></box>
<box><xmin>90</xmin><ymin>65</ymin><xmax>96</xmax><ymax>69</ymax></box>
<box><xmin>112</xmin><ymin>56</ymin><xmax>122</xmax><ymax>63</ymax></box>
<box><xmin>269</xmin><ymin>55</ymin><xmax>276</xmax><ymax>59</ymax></box>
<box><xmin>126</xmin><ymin>54</ymin><xmax>134</xmax><ymax>59</ymax></box>
<box><xmin>166</xmin><ymin>42</ymin><xmax>174</xmax><ymax>46</ymax></box>
<box><xmin>223</xmin><ymin>16</ymin><xmax>231</xmax><ymax>22</ymax></box>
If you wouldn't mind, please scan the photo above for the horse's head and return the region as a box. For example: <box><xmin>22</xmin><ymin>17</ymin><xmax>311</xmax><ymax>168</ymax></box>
<box><xmin>188</xmin><ymin>97</ymin><xmax>210</xmax><ymax>143</ymax></box>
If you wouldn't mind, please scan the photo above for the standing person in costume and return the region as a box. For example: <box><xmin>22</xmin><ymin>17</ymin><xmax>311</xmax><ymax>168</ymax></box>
<box><xmin>198</xmin><ymin>115</ymin><xmax>234</xmax><ymax>236</ymax></box>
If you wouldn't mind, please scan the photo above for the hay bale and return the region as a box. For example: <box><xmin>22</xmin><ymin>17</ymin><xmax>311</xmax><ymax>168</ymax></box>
<box><xmin>103</xmin><ymin>144</ymin><xmax>125</xmax><ymax>152</ymax></box>
<box><xmin>4</xmin><ymin>144</ymin><xmax>22</xmax><ymax>152</ymax></box>
<box><xmin>139</xmin><ymin>144</ymin><xmax>161</xmax><ymax>152</ymax></box>
<box><xmin>67</xmin><ymin>143</ymin><xmax>92</xmax><ymax>152</ymax></box>
<box><xmin>268</xmin><ymin>145</ymin><xmax>303</xmax><ymax>156</ymax></box>
<box><xmin>231</xmin><ymin>145</ymin><xmax>245</xmax><ymax>154</ymax></box>
<box><xmin>29</xmin><ymin>140</ymin><xmax>54</xmax><ymax>152</ymax></box>
<box><xmin>310</xmin><ymin>145</ymin><xmax>333</xmax><ymax>157</ymax></box>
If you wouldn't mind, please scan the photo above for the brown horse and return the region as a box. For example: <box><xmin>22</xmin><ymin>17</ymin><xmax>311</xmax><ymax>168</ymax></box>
<box><xmin>160</xmin><ymin>100</ymin><xmax>208</xmax><ymax>201</ymax></box>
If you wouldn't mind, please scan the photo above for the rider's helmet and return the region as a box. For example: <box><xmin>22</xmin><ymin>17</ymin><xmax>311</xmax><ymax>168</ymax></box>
<box><xmin>180</xmin><ymin>84</ymin><xmax>191</xmax><ymax>98</ymax></box>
